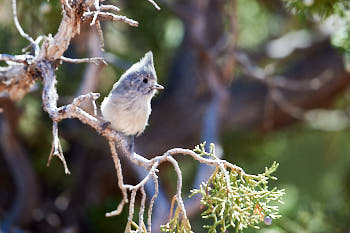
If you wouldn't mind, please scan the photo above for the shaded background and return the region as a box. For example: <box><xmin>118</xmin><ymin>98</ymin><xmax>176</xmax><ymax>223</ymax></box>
<box><xmin>1</xmin><ymin>0</ymin><xmax>350</xmax><ymax>232</ymax></box>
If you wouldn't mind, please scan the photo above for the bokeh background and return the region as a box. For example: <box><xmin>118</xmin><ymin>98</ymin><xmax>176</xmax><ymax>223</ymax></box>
<box><xmin>1</xmin><ymin>0</ymin><xmax>350</xmax><ymax>232</ymax></box>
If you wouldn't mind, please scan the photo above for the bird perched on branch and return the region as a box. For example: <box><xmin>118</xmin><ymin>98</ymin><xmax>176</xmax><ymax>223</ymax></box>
<box><xmin>101</xmin><ymin>51</ymin><xmax>164</xmax><ymax>139</ymax></box>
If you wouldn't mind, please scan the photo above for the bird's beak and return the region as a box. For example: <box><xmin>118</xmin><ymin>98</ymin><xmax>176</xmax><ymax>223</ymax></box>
<box><xmin>152</xmin><ymin>84</ymin><xmax>164</xmax><ymax>90</ymax></box>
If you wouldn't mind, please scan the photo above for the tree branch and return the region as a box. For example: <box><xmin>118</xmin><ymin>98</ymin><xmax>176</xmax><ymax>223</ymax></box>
<box><xmin>83</xmin><ymin>11</ymin><xmax>139</xmax><ymax>27</ymax></box>
<box><xmin>11</xmin><ymin>0</ymin><xmax>38</xmax><ymax>53</ymax></box>
<box><xmin>60</xmin><ymin>56</ymin><xmax>106</xmax><ymax>65</ymax></box>
<box><xmin>0</xmin><ymin>54</ymin><xmax>32</xmax><ymax>64</ymax></box>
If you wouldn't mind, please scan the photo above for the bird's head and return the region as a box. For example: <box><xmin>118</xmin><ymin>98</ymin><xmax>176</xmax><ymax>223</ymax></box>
<box><xmin>113</xmin><ymin>51</ymin><xmax>164</xmax><ymax>97</ymax></box>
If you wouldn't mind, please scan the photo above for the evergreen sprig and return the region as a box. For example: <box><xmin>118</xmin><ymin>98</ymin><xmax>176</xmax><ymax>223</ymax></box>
<box><xmin>190</xmin><ymin>143</ymin><xmax>285</xmax><ymax>233</ymax></box>
<box><xmin>283</xmin><ymin>0</ymin><xmax>350</xmax><ymax>50</ymax></box>
<box><xmin>283</xmin><ymin>0</ymin><xmax>350</xmax><ymax>18</ymax></box>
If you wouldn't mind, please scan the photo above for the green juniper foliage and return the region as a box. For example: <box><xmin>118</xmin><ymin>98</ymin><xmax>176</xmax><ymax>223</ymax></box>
<box><xmin>283</xmin><ymin>0</ymin><xmax>350</xmax><ymax>18</ymax></box>
<box><xmin>283</xmin><ymin>0</ymin><xmax>350</xmax><ymax>50</ymax></box>
<box><xmin>161</xmin><ymin>143</ymin><xmax>285</xmax><ymax>233</ymax></box>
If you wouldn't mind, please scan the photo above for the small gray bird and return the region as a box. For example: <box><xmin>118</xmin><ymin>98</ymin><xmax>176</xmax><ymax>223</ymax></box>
<box><xmin>101</xmin><ymin>51</ymin><xmax>164</xmax><ymax>137</ymax></box>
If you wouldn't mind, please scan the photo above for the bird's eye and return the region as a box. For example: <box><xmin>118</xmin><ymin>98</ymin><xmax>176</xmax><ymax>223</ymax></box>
<box><xmin>143</xmin><ymin>78</ymin><xmax>148</xmax><ymax>84</ymax></box>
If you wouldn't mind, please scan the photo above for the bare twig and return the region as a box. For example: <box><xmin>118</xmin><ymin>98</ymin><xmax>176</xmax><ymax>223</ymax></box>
<box><xmin>167</xmin><ymin>157</ymin><xmax>187</xmax><ymax>218</ymax></box>
<box><xmin>139</xmin><ymin>186</ymin><xmax>147</xmax><ymax>233</ymax></box>
<box><xmin>106</xmin><ymin>199</ymin><xmax>126</xmax><ymax>217</ymax></box>
<box><xmin>158</xmin><ymin>148</ymin><xmax>244</xmax><ymax>174</ymax></box>
<box><xmin>126</xmin><ymin>189</ymin><xmax>137</xmax><ymax>232</ymax></box>
<box><xmin>11</xmin><ymin>0</ymin><xmax>36</xmax><ymax>46</ymax></box>
<box><xmin>84</xmin><ymin>11</ymin><xmax>139</xmax><ymax>27</ymax></box>
<box><xmin>108</xmin><ymin>140</ymin><xmax>128</xmax><ymax>203</ymax></box>
<box><xmin>64</xmin><ymin>0</ymin><xmax>72</xmax><ymax>10</ymax></box>
<box><xmin>168</xmin><ymin>195</ymin><xmax>177</xmax><ymax>221</ymax></box>
<box><xmin>60</xmin><ymin>56</ymin><xmax>106</xmax><ymax>65</ymax></box>
<box><xmin>47</xmin><ymin>121</ymin><xmax>71</xmax><ymax>174</ymax></box>
<box><xmin>146</xmin><ymin>0</ymin><xmax>161</xmax><ymax>10</ymax></box>
<box><xmin>100</xmin><ymin>4</ymin><xmax>120</xmax><ymax>12</ymax></box>
<box><xmin>147</xmin><ymin>174</ymin><xmax>158</xmax><ymax>233</ymax></box>
<box><xmin>90</xmin><ymin>0</ymin><xmax>101</xmax><ymax>26</ymax></box>
<box><xmin>95</xmin><ymin>21</ymin><xmax>105</xmax><ymax>50</ymax></box>
<box><xmin>0</xmin><ymin>54</ymin><xmax>33</xmax><ymax>64</ymax></box>
<box><xmin>91</xmin><ymin>97</ymin><xmax>98</xmax><ymax>116</ymax></box>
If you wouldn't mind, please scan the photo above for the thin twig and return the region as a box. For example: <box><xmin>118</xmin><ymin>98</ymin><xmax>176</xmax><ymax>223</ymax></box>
<box><xmin>100</xmin><ymin>4</ymin><xmax>120</xmax><ymax>12</ymax></box>
<box><xmin>126</xmin><ymin>189</ymin><xmax>137</xmax><ymax>232</ymax></box>
<box><xmin>64</xmin><ymin>0</ymin><xmax>72</xmax><ymax>10</ymax></box>
<box><xmin>146</xmin><ymin>0</ymin><xmax>161</xmax><ymax>10</ymax></box>
<box><xmin>138</xmin><ymin>186</ymin><xmax>147</xmax><ymax>233</ymax></box>
<box><xmin>47</xmin><ymin>121</ymin><xmax>71</xmax><ymax>174</ymax></box>
<box><xmin>147</xmin><ymin>174</ymin><xmax>158</xmax><ymax>233</ymax></box>
<box><xmin>11</xmin><ymin>0</ymin><xmax>35</xmax><ymax>45</ymax></box>
<box><xmin>108</xmin><ymin>140</ymin><xmax>128</xmax><ymax>203</ymax></box>
<box><xmin>91</xmin><ymin>97</ymin><xmax>98</xmax><ymax>116</ymax></box>
<box><xmin>167</xmin><ymin>156</ymin><xmax>187</xmax><ymax>219</ymax></box>
<box><xmin>0</xmin><ymin>54</ymin><xmax>32</xmax><ymax>64</ymax></box>
<box><xmin>95</xmin><ymin>21</ymin><xmax>105</xmax><ymax>51</ymax></box>
<box><xmin>90</xmin><ymin>0</ymin><xmax>100</xmax><ymax>26</ymax></box>
<box><xmin>157</xmin><ymin>148</ymin><xmax>245</xmax><ymax>175</ymax></box>
<box><xmin>106</xmin><ymin>199</ymin><xmax>126</xmax><ymax>217</ymax></box>
<box><xmin>168</xmin><ymin>195</ymin><xmax>177</xmax><ymax>221</ymax></box>
<box><xmin>84</xmin><ymin>11</ymin><xmax>139</xmax><ymax>27</ymax></box>
<box><xmin>60</xmin><ymin>56</ymin><xmax>106</xmax><ymax>65</ymax></box>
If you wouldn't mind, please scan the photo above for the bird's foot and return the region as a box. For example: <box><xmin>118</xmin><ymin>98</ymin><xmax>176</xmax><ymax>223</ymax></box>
<box><xmin>101</xmin><ymin>121</ymin><xmax>111</xmax><ymax>130</ymax></box>
<box><xmin>127</xmin><ymin>135</ymin><xmax>135</xmax><ymax>153</ymax></box>
<box><xmin>98</xmin><ymin>121</ymin><xmax>111</xmax><ymax>134</ymax></box>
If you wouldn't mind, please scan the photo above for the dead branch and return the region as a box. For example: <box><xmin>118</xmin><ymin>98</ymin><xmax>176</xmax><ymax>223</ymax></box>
<box><xmin>83</xmin><ymin>11</ymin><xmax>139</xmax><ymax>26</ymax></box>
<box><xmin>12</xmin><ymin>0</ymin><xmax>38</xmax><ymax>54</ymax></box>
<box><xmin>60</xmin><ymin>56</ymin><xmax>106</xmax><ymax>65</ymax></box>
<box><xmin>95</xmin><ymin>21</ymin><xmax>105</xmax><ymax>50</ymax></box>
<box><xmin>0</xmin><ymin>54</ymin><xmax>32</xmax><ymax>64</ymax></box>
<box><xmin>146</xmin><ymin>0</ymin><xmax>161</xmax><ymax>10</ymax></box>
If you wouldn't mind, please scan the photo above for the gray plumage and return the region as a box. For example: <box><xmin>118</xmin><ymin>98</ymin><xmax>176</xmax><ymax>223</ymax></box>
<box><xmin>101</xmin><ymin>51</ymin><xmax>164</xmax><ymax>136</ymax></box>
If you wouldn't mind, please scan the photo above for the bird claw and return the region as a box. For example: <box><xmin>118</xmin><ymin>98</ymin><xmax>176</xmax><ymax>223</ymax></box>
<box><xmin>127</xmin><ymin>135</ymin><xmax>135</xmax><ymax>153</ymax></box>
<box><xmin>98</xmin><ymin>121</ymin><xmax>111</xmax><ymax>134</ymax></box>
<box><xmin>101</xmin><ymin>121</ymin><xmax>111</xmax><ymax>130</ymax></box>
